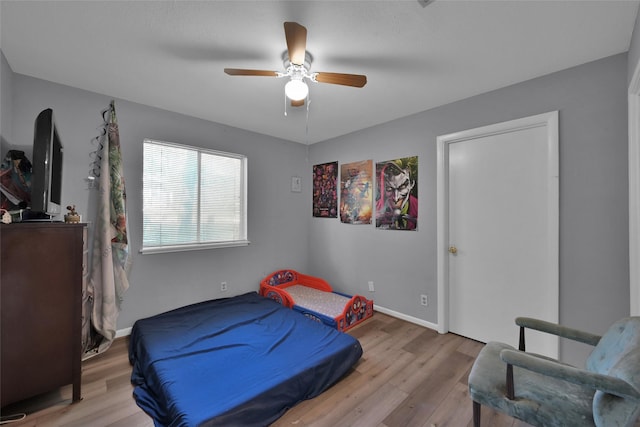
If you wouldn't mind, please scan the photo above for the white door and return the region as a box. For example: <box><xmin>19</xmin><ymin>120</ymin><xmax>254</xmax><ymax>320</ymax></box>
<box><xmin>629</xmin><ymin>60</ymin><xmax>640</xmax><ymax>317</ymax></box>
<box><xmin>437</xmin><ymin>112</ymin><xmax>559</xmax><ymax>358</ymax></box>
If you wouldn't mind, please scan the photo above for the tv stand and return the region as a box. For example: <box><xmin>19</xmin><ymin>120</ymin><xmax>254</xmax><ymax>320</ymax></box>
<box><xmin>18</xmin><ymin>210</ymin><xmax>56</xmax><ymax>222</ymax></box>
<box><xmin>21</xmin><ymin>218</ymin><xmax>61</xmax><ymax>223</ymax></box>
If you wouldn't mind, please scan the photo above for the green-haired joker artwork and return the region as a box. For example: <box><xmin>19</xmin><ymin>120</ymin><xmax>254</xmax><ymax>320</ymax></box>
<box><xmin>376</xmin><ymin>157</ymin><xmax>418</xmax><ymax>230</ymax></box>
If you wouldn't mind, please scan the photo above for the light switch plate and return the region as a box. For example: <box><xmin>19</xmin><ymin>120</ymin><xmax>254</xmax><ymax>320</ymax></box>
<box><xmin>291</xmin><ymin>176</ymin><xmax>302</xmax><ymax>192</ymax></box>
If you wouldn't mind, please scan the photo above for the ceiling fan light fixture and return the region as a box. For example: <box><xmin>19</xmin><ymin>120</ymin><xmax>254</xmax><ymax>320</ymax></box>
<box><xmin>285</xmin><ymin>79</ymin><xmax>309</xmax><ymax>101</ymax></box>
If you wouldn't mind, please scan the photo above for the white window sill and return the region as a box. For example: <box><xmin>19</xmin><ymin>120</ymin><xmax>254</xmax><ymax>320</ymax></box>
<box><xmin>140</xmin><ymin>240</ymin><xmax>250</xmax><ymax>254</ymax></box>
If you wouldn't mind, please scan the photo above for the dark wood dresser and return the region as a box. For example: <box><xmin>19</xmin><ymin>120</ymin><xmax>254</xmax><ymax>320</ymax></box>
<box><xmin>1</xmin><ymin>222</ymin><xmax>86</xmax><ymax>407</ymax></box>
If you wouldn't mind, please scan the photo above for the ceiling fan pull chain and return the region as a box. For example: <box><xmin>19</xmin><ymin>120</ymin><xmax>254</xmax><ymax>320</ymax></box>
<box><xmin>284</xmin><ymin>93</ymin><xmax>288</xmax><ymax>116</ymax></box>
<box><xmin>305</xmin><ymin>95</ymin><xmax>311</xmax><ymax>144</ymax></box>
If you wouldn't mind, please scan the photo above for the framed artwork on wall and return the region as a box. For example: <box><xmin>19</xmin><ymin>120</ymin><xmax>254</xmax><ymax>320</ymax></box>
<box><xmin>340</xmin><ymin>160</ymin><xmax>373</xmax><ymax>224</ymax></box>
<box><xmin>312</xmin><ymin>161</ymin><xmax>338</xmax><ymax>218</ymax></box>
<box><xmin>375</xmin><ymin>156</ymin><xmax>418</xmax><ymax>230</ymax></box>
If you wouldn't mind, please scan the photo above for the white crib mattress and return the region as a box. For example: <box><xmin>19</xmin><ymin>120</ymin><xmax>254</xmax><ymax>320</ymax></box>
<box><xmin>285</xmin><ymin>285</ymin><xmax>351</xmax><ymax>319</ymax></box>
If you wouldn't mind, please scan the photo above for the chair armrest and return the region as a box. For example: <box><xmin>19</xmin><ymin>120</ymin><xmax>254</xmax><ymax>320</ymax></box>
<box><xmin>516</xmin><ymin>317</ymin><xmax>601</xmax><ymax>346</ymax></box>
<box><xmin>500</xmin><ymin>348</ymin><xmax>640</xmax><ymax>399</ymax></box>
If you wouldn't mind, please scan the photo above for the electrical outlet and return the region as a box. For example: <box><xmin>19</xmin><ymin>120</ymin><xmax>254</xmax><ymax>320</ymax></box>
<box><xmin>420</xmin><ymin>294</ymin><xmax>428</xmax><ymax>306</ymax></box>
<box><xmin>368</xmin><ymin>281</ymin><xmax>375</xmax><ymax>292</ymax></box>
<box><xmin>221</xmin><ymin>281</ymin><xmax>228</xmax><ymax>292</ymax></box>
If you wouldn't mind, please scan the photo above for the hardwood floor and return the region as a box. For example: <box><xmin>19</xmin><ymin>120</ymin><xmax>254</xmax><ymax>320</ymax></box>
<box><xmin>1</xmin><ymin>313</ymin><xmax>534</xmax><ymax>427</ymax></box>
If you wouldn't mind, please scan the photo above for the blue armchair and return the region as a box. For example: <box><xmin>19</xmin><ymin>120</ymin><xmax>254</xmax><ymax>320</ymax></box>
<box><xmin>468</xmin><ymin>316</ymin><xmax>640</xmax><ymax>426</ymax></box>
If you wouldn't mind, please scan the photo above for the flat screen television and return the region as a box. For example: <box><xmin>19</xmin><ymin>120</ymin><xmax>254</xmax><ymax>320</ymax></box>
<box><xmin>29</xmin><ymin>108</ymin><xmax>63</xmax><ymax>218</ymax></box>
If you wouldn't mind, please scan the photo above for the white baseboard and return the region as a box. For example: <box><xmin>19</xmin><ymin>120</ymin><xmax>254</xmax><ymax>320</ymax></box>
<box><xmin>115</xmin><ymin>307</ymin><xmax>439</xmax><ymax>339</ymax></box>
<box><xmin>116</xmin><ymin>327</ymin><xmax>132</xmax><ymax>338</ymax></box>
<box><xmin>373</xmin><ymin>304</ymin><xmax>439</xmax><ymax>332</ymax></box>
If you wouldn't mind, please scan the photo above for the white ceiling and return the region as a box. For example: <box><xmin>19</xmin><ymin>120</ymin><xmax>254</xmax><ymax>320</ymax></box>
<box><xmin>1</xmin><ymin>1</ymin><xmax>638</xmax><ymax>144</ymax></box>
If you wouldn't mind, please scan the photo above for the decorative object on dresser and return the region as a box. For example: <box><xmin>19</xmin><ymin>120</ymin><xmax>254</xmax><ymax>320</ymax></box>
<box><xmin>64</xmin><ymin>204</ymin><xmax>81</xmax><ymax>223</ymax></box>
<box><xmin>1</xmin><ymin>222</ymin><xmax>87</xmax><ymax>408</ymax></box>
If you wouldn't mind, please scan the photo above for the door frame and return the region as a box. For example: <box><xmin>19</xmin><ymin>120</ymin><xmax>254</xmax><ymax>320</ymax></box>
<box><xmin>436</xmin><ymin>111</ymin><xmax>559</xmax><ymax>334</ymax></box>
<box><xmin>630</xmin><ymin>59</ymin><xmax>640</xmax><ymax>316</ymax></box>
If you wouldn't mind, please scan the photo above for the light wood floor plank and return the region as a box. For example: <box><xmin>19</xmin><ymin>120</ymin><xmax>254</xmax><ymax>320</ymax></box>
<box><xmin>338</xmin><ymin>382</ymin><xmax>408</xmax><ymax>427</ymax></box>
<box><xmin>382</xmin><ymin>350</ymin><xmax>473</xmax><ymax>427</ymax></box>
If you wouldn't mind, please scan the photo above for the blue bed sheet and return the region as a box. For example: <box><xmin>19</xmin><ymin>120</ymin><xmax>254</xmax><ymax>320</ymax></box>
<box><xmin>129</xmin><ymin>292</ymin><xmax>362</xmax><ymax>427</ymax></box>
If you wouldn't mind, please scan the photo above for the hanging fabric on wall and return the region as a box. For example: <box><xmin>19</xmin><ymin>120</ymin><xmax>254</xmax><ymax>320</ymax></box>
<box><xmin>86</xmin><ymin>100</ymin><xmax>132</xmax><ymax>356</ymax></box>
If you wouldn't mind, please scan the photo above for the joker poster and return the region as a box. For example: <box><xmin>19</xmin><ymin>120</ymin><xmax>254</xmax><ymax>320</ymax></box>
<box><xmin>375</xmin><ymin>156</ymin><xmax>418</xmax><ymax>230</ymax></box>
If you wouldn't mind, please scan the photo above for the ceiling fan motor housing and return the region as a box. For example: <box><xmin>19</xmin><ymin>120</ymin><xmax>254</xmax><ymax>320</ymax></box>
<box><xmin>282</xmin><ymin>51</ymin><xmax>313</xmax><ymax>71</ymax></box>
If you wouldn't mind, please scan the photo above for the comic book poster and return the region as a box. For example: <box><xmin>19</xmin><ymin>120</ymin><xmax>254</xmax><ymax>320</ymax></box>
<box><xmin>375</xmin><ymin>156</ymin><xmax>418</xmax><ymax>230</ymax></box>
<box><xmin>312</xmin><ymin>161</ymin><xmax>338</xmax><ymax>218</ymax></box>
<box><xmin>340</xmin><ymin>160</ymin><xmax>373</xmax><ymax>224</ymax></box>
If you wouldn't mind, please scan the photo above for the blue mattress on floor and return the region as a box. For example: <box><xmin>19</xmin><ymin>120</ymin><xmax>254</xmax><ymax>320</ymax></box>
<box><xmin>129</xmin><ymin>292</ymin><xmax>362</xmax><ymax>427</ymax></box>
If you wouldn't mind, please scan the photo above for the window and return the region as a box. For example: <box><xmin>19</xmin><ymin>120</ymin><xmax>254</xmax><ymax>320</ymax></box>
<box><xmin>141</xmin><ymin>139</ymin><xmax>248</xmax><ymax>254</ymax></box>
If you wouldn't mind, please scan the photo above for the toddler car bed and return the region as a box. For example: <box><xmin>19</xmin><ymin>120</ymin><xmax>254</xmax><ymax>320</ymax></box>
<box><xmin>259</xmin><ymin>270</ymin><xmax>374</xmax><ymax>332</ymax></box>
<box><xmin>129</xmin><ymin>292</ymin><xmax>362</xmax><ymax>427</ymax></box>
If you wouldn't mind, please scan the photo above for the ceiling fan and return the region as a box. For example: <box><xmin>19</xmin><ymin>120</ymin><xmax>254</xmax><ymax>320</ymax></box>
<box><xmin>224</xmin><ymin>22</ymin><xmax>367</xmax><ymax>107</ymax></box>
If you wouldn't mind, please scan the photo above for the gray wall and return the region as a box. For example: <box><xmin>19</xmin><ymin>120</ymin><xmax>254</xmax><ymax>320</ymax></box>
<box><xmin>308</xmin><ymin>53</ymin><xmax>630</xmax><ymax>364</ymax></box>
<box><xmin>8</xmin><ymin>72</ymin><xmax>311</xmax><ymax>328</ymax></box>
<box><xmin>1</xmin><ymin>51</ymin><xmax>13</xmax><ymax>148</ymax></box>
<box><xmin>629</xmin><ymin>8</ymin><xmax>640</xmax><ymax>86</ymax></box>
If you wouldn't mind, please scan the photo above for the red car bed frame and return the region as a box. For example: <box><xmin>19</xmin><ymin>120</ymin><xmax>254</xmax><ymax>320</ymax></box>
<box><xmin>260</xmin><ymin>270</ymin><xmax>374</xmax><ymax>332</ymax></box>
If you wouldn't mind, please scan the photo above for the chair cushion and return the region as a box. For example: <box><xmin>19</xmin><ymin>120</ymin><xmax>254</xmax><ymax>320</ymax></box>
<box><xmin>587</xmin><ymin>318</ymin><xmax>640</xmax><ymax>426</ymax></box>
<box><xmin>469</xmin><ymin>342</ymin><xmax>595</xmax><ymax>427</ymax></box>
<box><xmin>592</xmin><ymin>347</ymin><xmax>640</xmax><ymax>426</ymax></box>
<box><xmin>587</xmin><ymin>318</ymin><xmax>640</xmax><ymax>379</ymax></box>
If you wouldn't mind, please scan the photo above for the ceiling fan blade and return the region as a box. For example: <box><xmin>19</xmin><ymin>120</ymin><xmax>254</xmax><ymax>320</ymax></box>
<box><xmin>284</xmin><ymin>22</ymin><xmax>307</xmax><ymax>66</ymax></box>
<box><xmin>315</xmin><ymin>72</ymin><xmax>367</xmax><ymax>88</ymax></box>
<box><xmin>291</xmin><ymin>99</ymin><xmax>305</xmax><ymax>107</ymax></box>
<box><xmin>224</xmin><ymin>68</ymin><xmax>278</xmax><ymax>77</ymax></box>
